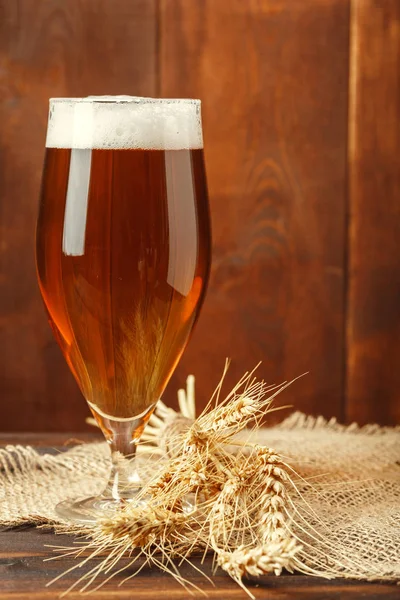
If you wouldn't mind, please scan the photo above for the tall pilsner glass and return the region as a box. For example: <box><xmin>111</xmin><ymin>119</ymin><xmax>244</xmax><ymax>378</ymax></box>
<box><xmin>36</xmin><ymin>96</ymin><xmax>211</xmax><ymax>521</ymax></box>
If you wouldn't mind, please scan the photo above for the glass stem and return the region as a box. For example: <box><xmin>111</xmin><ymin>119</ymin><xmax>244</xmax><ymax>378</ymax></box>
<box><xmin>99</xmin><ymin>410</ymin><xmax>154</xmax><ymax>502</ymax></box>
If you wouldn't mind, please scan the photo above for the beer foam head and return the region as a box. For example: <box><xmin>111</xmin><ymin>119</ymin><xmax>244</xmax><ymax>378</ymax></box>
<box><xmin>46</xmin><ymin>96</ymin><xmax>203</xmax><ymax>150</ymax></box>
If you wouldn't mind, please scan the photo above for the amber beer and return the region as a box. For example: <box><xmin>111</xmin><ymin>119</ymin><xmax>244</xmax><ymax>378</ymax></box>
<box><xmin>36</xmin><ymin>98</ymin><xmax>211</xmax><ymax>436</ymax></box>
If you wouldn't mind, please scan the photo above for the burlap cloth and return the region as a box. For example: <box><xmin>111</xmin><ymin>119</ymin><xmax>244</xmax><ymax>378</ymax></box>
<box><xmin>1</xmin><ymin>412</ymin><xmax>399</xmax><ymax>580</ymax></box>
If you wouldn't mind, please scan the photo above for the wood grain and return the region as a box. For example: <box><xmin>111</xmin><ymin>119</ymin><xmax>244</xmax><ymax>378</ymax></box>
<box><xmin>161</xmin><ymin>0</ymin><xmax>350</xmax><ymax>421</ymax></box>
<box><xmin>0</xmin><ymin>526</ymin><xmax>397</xmax><ymax>599</ymax></box>
<box><xmin>0</xmin><ymin>0</ymin><xmax>157</xmax><ymax>431</ymax></box>
<box><xmin>347</xmin><ymin>0</ymin><xmax>400</xmax><ymax>424</ymax></box>
<box><xmin>2</xmin><ymin>0</ymin><xmax>399</xmax><ymax>430</ymax></box>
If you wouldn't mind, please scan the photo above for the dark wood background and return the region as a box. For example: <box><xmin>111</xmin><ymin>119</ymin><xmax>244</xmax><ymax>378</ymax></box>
<box><xmin>0</xmin><ymin>0</ymin><xmax>399</xmax><ymax>431</ymax></box>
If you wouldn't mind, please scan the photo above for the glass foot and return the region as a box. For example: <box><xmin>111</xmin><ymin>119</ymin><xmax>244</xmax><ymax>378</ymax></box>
<box><xmin>56</xmin><ymin>492</ymin><xmax>197</xmax><ymax>524</ymax></box>
<box><xmin>56</xmin><ymin>494</ymin><xmax>146</xmax><ymax>524</ymax></box>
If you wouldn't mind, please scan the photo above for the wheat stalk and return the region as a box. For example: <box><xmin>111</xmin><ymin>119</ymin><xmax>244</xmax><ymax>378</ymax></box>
<box><xmin>50</xmin><ymin>367</ymin><xmax>317</xmax><ymax>599</ymax></box>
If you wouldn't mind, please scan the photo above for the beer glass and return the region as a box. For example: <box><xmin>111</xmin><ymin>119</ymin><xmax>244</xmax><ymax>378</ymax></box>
<box><xmin>36</xmin><ymin>96</ymin><xmax>211</xmax><ymax>521</ymax></box>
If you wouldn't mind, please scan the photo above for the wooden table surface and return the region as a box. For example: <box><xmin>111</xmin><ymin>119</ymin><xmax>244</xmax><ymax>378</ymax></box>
<box><xmin>0</xmin><ymin>434</ymin><xmax>398</xmax><ymax>600</ymax></box>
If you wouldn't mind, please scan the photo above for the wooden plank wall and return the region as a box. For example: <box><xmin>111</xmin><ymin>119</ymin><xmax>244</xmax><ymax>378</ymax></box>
<box><xmin>162</xmin><ymin>0</ymin><xmax>349</xmax><ymax>422</ymax></box>
<box><xmin>347</xmin><ymin>0</ymin><xmax>400</xmax><ymax>424</ymax></box>
<box><xmin>0</xmin><ymin>0</ymin><xmax>398</xmax><ymax>430</ymax></box>
<box><xmin>0</xmin><ymin>0</ymin><xmax>157</xmax><ymax>430</ymax></box>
